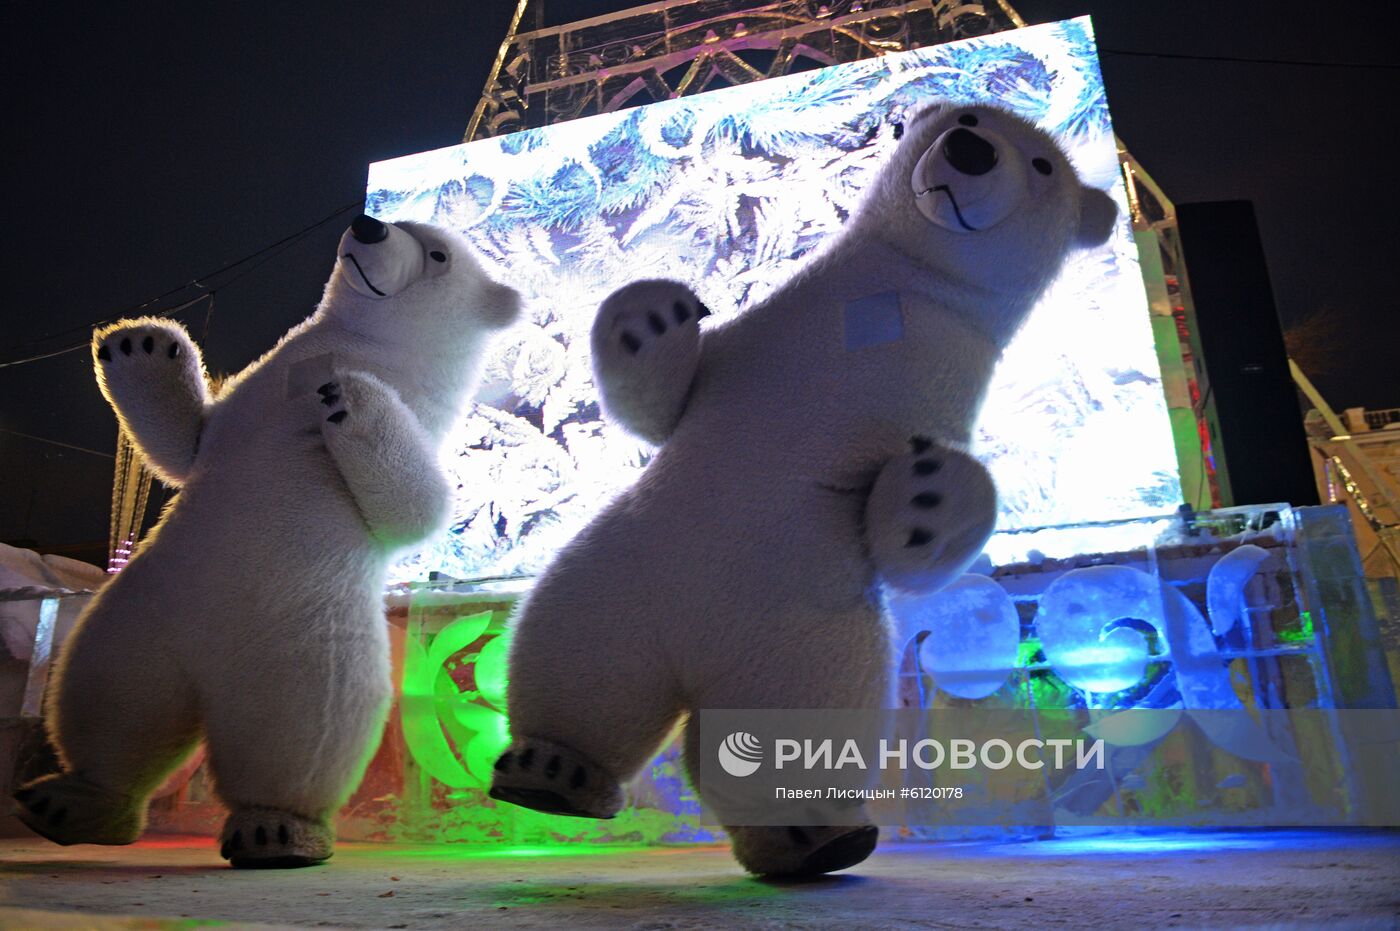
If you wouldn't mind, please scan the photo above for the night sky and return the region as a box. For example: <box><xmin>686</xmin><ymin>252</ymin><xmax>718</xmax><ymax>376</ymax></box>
<box><xmin>4</xmin><ymin>1</ymin><xmax>1396</xmax><ymax>558</ymax></box>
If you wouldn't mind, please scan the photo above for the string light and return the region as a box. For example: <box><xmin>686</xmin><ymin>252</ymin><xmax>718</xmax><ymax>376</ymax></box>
<box><xmin>0</xmin><ymin>200</ymin><xmax>362</xmax><ymax>370</ymax></box>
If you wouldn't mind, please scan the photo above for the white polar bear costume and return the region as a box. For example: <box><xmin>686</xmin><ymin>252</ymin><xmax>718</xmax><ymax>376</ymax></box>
<box><xmin>490</xmin><ymin>104</ymin><xmax>1116</xmax><ymax>876</ymax></box>
<box><xmin>13</xmin><ymin>216</ymin><xmax>519</xmax><ymax>867</ymax></box>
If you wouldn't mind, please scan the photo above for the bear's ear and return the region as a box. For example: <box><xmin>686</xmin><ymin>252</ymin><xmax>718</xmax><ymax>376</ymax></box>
<box><xmin>900</xmin><ymin>102</ymin><xmax>947</xmax><ymax>137</ymax></box>
<box><xmin>1076</xmin><ymin>185</ymin><xmax>1118</xmax><ymax>248</ymax></box>
<box><xmin>479</xmin><ymin>279</ymin><xmax>522</xmax><ymax>329</ymax></box>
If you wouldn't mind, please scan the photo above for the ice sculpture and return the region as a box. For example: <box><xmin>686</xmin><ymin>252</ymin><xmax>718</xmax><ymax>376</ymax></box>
<box><xmin>1038</xmin><ymin>566</ymin><xmax>1160</xmax><ymax>695</ymax></box>
<box><xmin>1039</xmin><ymin>563</ymin><xmax>1290</xmax><ymax>759</ymax></box>
<box><xmin>400</xmin><ymin>611</ymin><xmax>509</xmax><ymax>788</ymax></box>
<box><xmin>1206</xmin><ymin>544</ymin><xmax>1272</xmax><ymax>639</ymax></box>
<box><xmin>889</xmin><ymin>575</ymin><xmax>1019</xmax><ymax>700</ymax></box>
<box><xmin>897</xmin><ymin>537</ymin><xmax>1297</xmax><ymax>763</ymax></box>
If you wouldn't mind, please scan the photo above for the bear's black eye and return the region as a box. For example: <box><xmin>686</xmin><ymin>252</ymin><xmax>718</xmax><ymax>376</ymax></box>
<box><xmin>1032</xmin><ymin>157</ymin><xmax>1053</xmax><ymax>176</ymax></box>
<box><xmin>891</xmin><ymin>121</ymin><xmax>904</xmax><ymax>140</ymax></box>
<box><xmin>429</xmin><ymin>250</ymin><xmax>447</xmax><ymax>263</ymax></box>
<box><xmin>958</xmin><ymin>113</ymin><xmax>978</xmax><ymax>127</ymax></box>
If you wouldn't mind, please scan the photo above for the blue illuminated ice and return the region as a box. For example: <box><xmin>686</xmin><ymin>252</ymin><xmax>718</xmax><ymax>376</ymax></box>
<box><xmin>1206</xmin><ymin>543</ymin><xmax>1272</xmax><ymax>639</ymax></box>
<box><xmin>1037</xmin><ymin>564</ymin><xmax>1292</xmax><ymax>760</ymax></box>
<box><xmin>1038</xmin><ymin>566</ymin><xmax>1162</xmax><ymax>694</ymax></box>
<box><xmin>888</xmin><ymin>575</ymin><xmax>1020</xmax><ymax>700</ymax></box>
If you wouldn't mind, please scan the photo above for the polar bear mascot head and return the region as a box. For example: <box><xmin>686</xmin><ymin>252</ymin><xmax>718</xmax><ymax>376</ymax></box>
<box><xmin>319</xmin><ymin>214</ymin><xmax>521</xmax><ymax>433</ymax></box>
<box><xmin>851</xmin><ymin>103</ymin><xmax>1117</xmax><ymax>347</ymax></box>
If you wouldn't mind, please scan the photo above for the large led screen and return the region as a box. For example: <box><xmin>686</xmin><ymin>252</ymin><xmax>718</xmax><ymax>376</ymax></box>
<box><xmin>367</xmin><ymin>17</ymin><xmax>1181</xmax><ymax>583</ymax></box>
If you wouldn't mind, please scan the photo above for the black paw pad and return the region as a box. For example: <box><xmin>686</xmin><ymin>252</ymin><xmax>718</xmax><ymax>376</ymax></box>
<box><xmin>30</xmin><ymin>796</ymin><xmax>49</xmax><ymax>815</ymax></box>
<box><xmin>796</xmin><ymin>826</ymin><xmax>879</xmax><ymax>877</ymax></box>
<box><xmin>489</xmin><ymin>786</ymin><xmax>593</xmax><ymax>818</ymax></box>
<box><xmin>168</xmin><ymin>342</ymin><xmax>180</xmax><ymax>359</ymax></box>
<box><xmin>228</xmin><ymin>830</ymin><xmax>244</xmax><ymax>852</ymax></box>
<box><xmin>142</xmin><ymin>336</ymin><xmax>155</xmax><ymax>354</ymax></box>
<box><xmin>326</xmin><ymin>410</ymin><xmax>348</xmax><ymax>425</ymax></box>
<box><xmin>119</xmin><ymin>337</ymin><xmax>132</xmax><ymax>355</ymax></box>
<box><xmin>545</xmin><ymin>755</ymin><xmax>561</xmax><ymax>779</ymax></box>
<box><xmin>494</xmin><ymin>751</ymin><xmax>514</xmax><ymax>772</ymax></box>
<box><xmin>278</xmin><ymin>824</ymin><xmax>289</xmax><ymax>846</ymax></box>
<box><xmin>913</xmin><ymin>458</ymin><xmax>942</xmax><ymax>476</ymax></box>
<box><xmin>646</xmin><ymin>311</ymin><xmax>667</xmax><ymax>335</ymax></box>
<box><xmin>620</xmin><ymin>331</ymin><xmax>641</xmax><ymax>355</ymax></box>
<box><xmin>910</xmin><ymin>436</ymin><xmax>933</xmax><ymax>454</ymax></box>
<box><xmin>907</xmin><ymin>528</ymin><xmax>934</xmax><ymax>547</ymax></box>
<box><xmin>518</xmin><ymin>748</ymin><xmax>535</xmax><ymax>770</ymax></box>
<box><xmin>912</xmin><ymin>492</ymin><xmax>941</xmax><ymax>508</ymax></box>
<box><xmin>571</xmin><ymin>766</ymin><xmax>587</xmax><ymax>789</ymax></box>
<box><xmin>256</xmin><ymin>826</ymin><xmax>268</xmax><ymax>846</ymax></box>
<box><xmin>96</xmin><ymin>344</ymin><xmax>111</xmax><ymax>362</ymax></box>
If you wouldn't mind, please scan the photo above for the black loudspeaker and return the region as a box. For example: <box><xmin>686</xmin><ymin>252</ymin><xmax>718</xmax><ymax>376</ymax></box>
<box><xmin>1174</xmin><ymin>200</ymin><xmax>1318</xmax><ymax>508</ymax></box>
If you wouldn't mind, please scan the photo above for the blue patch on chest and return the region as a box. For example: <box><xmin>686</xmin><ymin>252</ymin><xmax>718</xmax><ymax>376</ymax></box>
<box><xmin>843</xmin><ymin>291</ymin><xmax>904</xmax><ymax>351</ymax></box>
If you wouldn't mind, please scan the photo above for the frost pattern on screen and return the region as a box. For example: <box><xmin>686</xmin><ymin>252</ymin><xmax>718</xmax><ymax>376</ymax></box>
<box><xmin>367</xmin><ymin>18</ymin><xmax>1181</xmax><ymax>583</ymax></box>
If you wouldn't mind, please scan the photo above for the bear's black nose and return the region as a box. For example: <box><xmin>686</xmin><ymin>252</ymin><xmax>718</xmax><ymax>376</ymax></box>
<box><xmin>350</xmin><ymin>214</ymin><xmax>389</xmax><ymax>244</ymax></box>
<box><xmin>943</xmin><ymin>128</ymin><xmax>998</xmax><ymax>176</ymax></box>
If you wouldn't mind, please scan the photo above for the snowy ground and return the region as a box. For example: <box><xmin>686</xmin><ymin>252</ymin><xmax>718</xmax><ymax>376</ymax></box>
<box><xmin>1</xmin><ymin>830</ymin><xmax>1397</xmax><ymax>929</ymax></box>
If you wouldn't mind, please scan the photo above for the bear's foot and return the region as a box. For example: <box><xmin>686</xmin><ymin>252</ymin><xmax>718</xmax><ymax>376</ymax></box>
<box><xmin>728</xmin><ymin>824</ymin><xmax>880</xmax><ymax>879</ymax></box>
<box><xmin>219</xmin><ymin>807</ymin><xmax>332</xmax><ymax>869</ymax></box>
<box><xmin>13</xmin><ymin>773</ymin><xmax>143</xmax><ymax>846</ymax></box>
<box><xmin>864</xmin><ymin>437</ymin><xmax>998</xmax><ymax>593</ymax></box>
<box><xmin>488</xmin><ymin>738</ymin><xmax>624</xmax><ymax>819</ymax></box>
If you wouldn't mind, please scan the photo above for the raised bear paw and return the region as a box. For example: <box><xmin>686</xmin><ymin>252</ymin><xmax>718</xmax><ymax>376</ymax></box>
<box><xmin>593</xmin><ymin>279</ymin><xmax>708</xmax><ymax>362</ymax></box>
<box><xmin>489</xmin><ymin>737</ymin><xmax>625</xmax><ymax>819</ymax></box>
<box><xmin>864</xmin><ymin>437</ymin><xmax>997</xmax><ymax>593</ymax></box>
<box><xmin>93</xmin><ymin>320</ymin><xmax>201</xmax><ymax>391</ymax></box>
<box><xmin>90</xmin><ymin>318</ymin><xmax>207</xmax><ymax>480</ymax></box>
<box><xmin>727</xmin><ymin>824</ymin><xmax>880</xmax><ymax>878</ymax></box>
<box><xmin>13</xmin><ymin>773</ymin><xmax>143</xmax><ymax>846</ymax></box>
<box><xmin>591</xmin><ymin>280</ymin><xmax>710</xmax><ymax>443</ymax></box>
<box><xmin>219</xmin><ymin>806</ymin><xmax>332</xmax><ymax>868</ymax></box>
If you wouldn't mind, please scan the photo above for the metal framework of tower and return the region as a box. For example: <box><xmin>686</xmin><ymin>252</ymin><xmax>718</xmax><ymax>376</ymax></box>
<box><xmin>107</xmin><ymin>430</ymin><xmax>154</xmax><ymax>573</ymax></box>
<box><xmin>466</xmin><ymin>0</ymin><xmax>1026</xmax><ymax>141</ymax></box>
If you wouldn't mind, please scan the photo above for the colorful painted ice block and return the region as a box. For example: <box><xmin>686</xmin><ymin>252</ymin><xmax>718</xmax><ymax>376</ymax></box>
<box><xmin>7</xmin><ymin>506</ymin><xmax>1393</xmax><ymax>842</ymax></box>
<box><xmin>367</xmin><ymin>504</ymin><xmax>1391</xmax><ymax>842</ymax></box>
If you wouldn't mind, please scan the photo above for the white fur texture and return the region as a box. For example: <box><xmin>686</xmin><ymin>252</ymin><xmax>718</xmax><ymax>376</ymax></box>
<box><xmin>19</xmin><ymin>220</ymin><xmax>519</xmax><ymax>856</ymax></box>
<box><xmin>496</xmin><ymin>104</ymin><xmax>1114</xmax><ymax>875</ymax></box>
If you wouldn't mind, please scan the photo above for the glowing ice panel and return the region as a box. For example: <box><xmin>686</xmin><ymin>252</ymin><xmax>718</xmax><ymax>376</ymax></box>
<box><xmin>367</xmin><ymin>17</ymin><xmax>1181</xmax><ymax>583</ymax></box>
